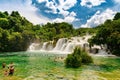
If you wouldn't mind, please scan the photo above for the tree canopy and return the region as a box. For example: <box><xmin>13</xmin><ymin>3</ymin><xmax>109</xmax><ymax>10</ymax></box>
<box><xmin>89</xmin><ymin>12</ymin><xmax>120</xmax><ymax>56</ymax></box>
<box><xmin>0</xmin><ymin>11</ymin><xmax>36</xmax><ymax>52</ymax></box>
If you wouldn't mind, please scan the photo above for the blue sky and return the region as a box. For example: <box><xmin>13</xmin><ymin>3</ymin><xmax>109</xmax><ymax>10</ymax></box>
<box><xmin>0</xmin><ymin>0</ymin><xmax>120</xmax><ymax>28</ymax></box>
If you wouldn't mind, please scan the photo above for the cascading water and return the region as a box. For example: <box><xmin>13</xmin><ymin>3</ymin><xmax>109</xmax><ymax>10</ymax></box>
<box><xmin>28</xmin><ymin>43</ymin><xmax>41</xmax><ymax>51</ymax></box>
<box><xmin>27</xmin><ymin>35</ymin><xmax>109</xmax><ymax>55</ymax></box>
<box><xmin>64</xmin><ymin>43</ymin><xmax>75</xmax><ymax>52</ymax></box>
<box><xmin>28</xmin><ymin>36</ymin><xmax>92</xmax><ymax>53</ymax></box>
<box><xmin>41</xmin><ymin>41</ymin><xmax>54</xmax><ymax>51</ymax></box>
<box><xmin>53</xmin><ymin>38</ymin><xmax>67</xmax><ymax>51</ymax></box>
<box><xmin>46</xmin><ymin>41</ymin><xmax>54</xmax><ymax>50</ymax></box>
<box><xmin>41</xmin><ymin>42</ymin><xmax>48</xmax><ymax>50</ymax></box>
<box><xmin>60</xmin><ymin>43</ymin><xmax>67</xmax><ymax>51</ymax></box>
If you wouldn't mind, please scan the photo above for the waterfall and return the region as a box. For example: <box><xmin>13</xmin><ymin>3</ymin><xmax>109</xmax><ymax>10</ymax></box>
<box><xmin>28</xmin><ymin>36</ymin><xmax>92</xmax><ymax>53</ymax></box>
<box><xmin>27</xmin><ymin>35</ymin><xmax>109</xmax><ymax>55</ymax></box>
<box><xmin>41</xmin><ymin>41</ymin><xmax>54</xmax><ymax>51</ymax></box>
<box><xmin>46</xmin><ymin>41</ymin><xmax>54</xmax><ymax>50</ymax></box>
<box><xmin>97</xmin><ymin>49</ymin><xmax>108</xmax><ymax>55</ymax></box>
<box><xmin>60</xmin><ymin>43</ymin><xmax>67</xmax><ymax>51</ymax></box>
<box><xmin>41</xmin><ymin>42</ymin><xmax>48</xmax><ymax>50</ymax></box>
<box><xmin>28</xmin><ymin>43</ymin><xmax>41</xmax><ymax>51</ymax></box>
<box><xmin>53</xmin><ymin>38</ymin><xmax>67</xmax><ymax>51</ymax></box>
<box><xmin>64</xmin><ymin>43</ymin><xmax>75</xmax><ymax>52</ymax></box>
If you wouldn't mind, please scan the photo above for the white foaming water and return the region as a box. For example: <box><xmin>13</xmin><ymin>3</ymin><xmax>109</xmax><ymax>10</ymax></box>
<box><xmin>28</xmin><ymin>43</ymin><xmax>41</xmax><ymax>51</ymax></box>
<box><xmin>60</xmin><ymin>43</ymin><xmax>67</xmax><ymax>51</ymax></box>
<box><xmin>40</xmin><ymin>41</ymin><xmax>54</xmax><ymax>51</ymax></box>
<box><xmin>53</xmin><ymin>38</ymin><xmax>67</xmax><ymax>51</ymax></box>
<box><xmin>27</xmin><ymin>35</ymin><xmax>110</xmax><ymax>55</ymax></box>
<box><xmin>64</xmin><ymin>43</ymin><xmax>75</xmax><ymax>52</ymax></box>
<box><xmin>28</xmin><ymin>35</ymin><xmax>91</xmax><ymax>53</ymax></box>
<box><xmin>41</xmin><ymin>42</ymin><xmax>48</xmax><ymax>50</ymax></box>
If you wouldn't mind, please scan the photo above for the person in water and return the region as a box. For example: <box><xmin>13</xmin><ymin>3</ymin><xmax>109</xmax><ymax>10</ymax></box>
<box><xmin>9</xmin><ymin>62</ymin><xmax>14</xmax><ymax>67</ymax></box>
<box><xmin>9</xmin><ymin>66</ymin><xmax>14</xmax><ymax>76</ymax></box>
<box><xmin>2</xmin><ymin>62</ymin><xmax>6</xmax><ymax>68</ymax></box>
<box><xmin>4</xmin><ymin>69</ymin><xmax>8</xmax><ymax>76</ymax></box>
<box><xmin>7</xmin><ymin>62</ymin><xmax>15</xmax><ymax>76</ymax></box>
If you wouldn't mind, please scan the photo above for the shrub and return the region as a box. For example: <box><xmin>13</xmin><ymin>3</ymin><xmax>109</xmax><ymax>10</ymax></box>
<box><xmin>65</xmin><ymin>54</ymin><xmax>82</xmax><ymax>68</ymax></box>
<box><xmin>81</xmin><ymin>52</ymin><xmax>93</xmax><ymax>64</ymax></box>
<box><xmin>65</xmin><ymin>47</ymin><xmax>93</xmax><ymax>68</ymax></box>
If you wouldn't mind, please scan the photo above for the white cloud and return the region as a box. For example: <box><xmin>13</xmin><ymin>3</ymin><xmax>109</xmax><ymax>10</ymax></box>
<box><xmin>80</xmin><ymin>0</ymin><xmax>106</xmax><ymax>8</ymax></box>
<box><xmin>81</xmin><ymin>9</ymin><xmax>116</xmax><ymax>28</ymax></box>
<box><xmin>37</xmin><ymin>0</ymin><xmax>46</xmax><ymax>3</ymax></box>
<box><xmin>53</xmin><ymin>11</ymin><xmax>79</xmax><ymax>23</ymax></box>
<box><xmin>64</xmin><ymin>16</ymin><xmax>77</xmax><ymax>23</ymax></box>
<box><xmin>38</xmin><ymin>0</ymin><xmax>77</xmax><ymax>16</ymax></box>
<box><xmin>70</xmin><ymin>11</ymin><xmax>77</xmax><ymax>17</ymax></box>
<box><xmin>57</xmin><ymin>0</ymin><xmax>77</xmax><ymax>17</ymax></box>
<box><xmin>57</xmin><ymin>0</ymin><xmax>78</xmax><ymax>22</ymax></box>
<box><xmin>59</xmin><ymin>9</ymin><xmax>70</xmax><ymax>17</ymax></box>
<box><xmin>114</xmin><ymin>0</ymin><xmax>120</xmax><ymax>4</ymax></box>
<box><xmin>0</xmin><ymin>0</ymin><xmax>50</xmax><ymax>25</ymax></box>
<box><xmin>45</xmin><ymin>0</ymin><xmax>58</xmax><ymax>14</ymax></box>
<box><xmin>37</xmin><ymin>0</ymin><xmax>78</xmax><ymax>23</ymax></box>
<box><xmin>52</xmin><ymin>18</ymin><xmax>64</xmax><ymax>23</ymax></box>
<box><xmin>59</xmin><ymin>0</ymin><xmax>77</xmax><ymax>10</ymax></box>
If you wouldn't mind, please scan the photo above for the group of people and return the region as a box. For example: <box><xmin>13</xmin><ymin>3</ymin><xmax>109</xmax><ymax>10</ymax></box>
<box><xmin>2</xmin><ymin>62</ymin><xmax>15</xmax><ymax>76</ymax></box>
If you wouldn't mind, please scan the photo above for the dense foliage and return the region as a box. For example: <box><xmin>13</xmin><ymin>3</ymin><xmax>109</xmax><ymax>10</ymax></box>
<box><xmin>74</xmin><ymin>27</ymin><xmax>97</xmax><ymax>36</ymax></box>
<box><xmin>0</xmin><ymin>11</ymin><xmax>75</xmax><ymax>52</ymax></box>
<box><xmin>0</xmin><ymin>11</ymin><xmax>97</xmax><ymax>52</ymax></box>
<box><xmin>65</xmin><ymin>47</ymin><xmax>93</xmax><ymax>68</ymax></box>
<box><xmin>0</xmin><ymin>11</ymin><xmax>36</xmax><ymax>52</ymax></box>
<box><xmin>89</xmin><ymin>13</ymin><xmax>120</xmax><ymax>56</ymax></box>
<box><xmin>34</xmin><ymin>22</ymin><xmax>74</xmax><ymax>42</ymax></box>
<box><xmin>34</xmin><ymin>23</ymin><xmax>97</xmax><ymax>41</ymax></box>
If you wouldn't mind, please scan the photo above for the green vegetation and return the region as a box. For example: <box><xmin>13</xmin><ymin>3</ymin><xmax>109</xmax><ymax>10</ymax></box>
<box><xmin>0</xmin><ymin>11</ymin><xmax>119</xmax><ymax>56</ymax></box>
<box><xmin>0</xmin><ymin>52</ymin><xmax>120</xmax><ymax>80</ymax></box>
<box><xmin>36</xmin><ymin>22</ymin><xmax>74</xmax><ymax>41</ymax></box>
<box><xmin>0</xmin><ymin>11</ymin><xmax>36</xmax><ymax>52</ymax></box>
<box><xmin>89</xmin><ymin>12</ymin><xmax>120</xmax><ymax>56</ymax></box>
<box><xmin>75</xmin><ymin>27</ymin><xmax>97</xmax><ymax>36</ymax></box>
<box><xmin>0</xmin><ymin>11</ymin><xmax>97</xmax><ymax>52</ymax></box>
<box><xmin>65</xmin><ymin>47</ymin><xmax>93</xmax><ymax>68</ymax></box>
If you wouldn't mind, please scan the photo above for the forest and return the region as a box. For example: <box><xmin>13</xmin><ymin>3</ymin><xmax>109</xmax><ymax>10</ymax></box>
<box><xmin>0</xmin><ymin>11</ymin><xmax>119</xmax><ymax>56</ymax></box>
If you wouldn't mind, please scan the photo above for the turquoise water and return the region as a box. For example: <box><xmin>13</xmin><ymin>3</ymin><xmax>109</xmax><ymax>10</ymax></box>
<box><xmin>0</xmin><ymin>52</ymin><xmax>120</xmax><ymax>80</ymax></box>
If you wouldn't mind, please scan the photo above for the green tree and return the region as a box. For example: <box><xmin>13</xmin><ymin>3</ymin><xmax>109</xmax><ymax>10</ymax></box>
<box><xmin>113</xmin><ymin>12</ymin><xmax>120</xmax><ymax>20</ymax></box>
<box><xmin>10</xmin><ymin>11</ymin><xmax>21</xmax><ymax>18</ymax></box>
<box><xmin>90</xmin><ymin>13</ymin><xmax>120</xmax><ymax>56</ymax></box>
<box><xmin>0</xmin><ymin>12</ymin><xmax>7</xmax><ymax>18</ymax></box>
<box><xmin>0</xmin><ymin>18</ymin><xmax>9</xmax><ymax>29</ymax></box>
<box><xmin>0</xmin><ymin>30</ymin><xmax>10</xmax><ymax>51</ymax></box>
<box><xmin>0</xmin><ymin>11</ymin><xmax>37</xmax><ymax>52</ymax></box>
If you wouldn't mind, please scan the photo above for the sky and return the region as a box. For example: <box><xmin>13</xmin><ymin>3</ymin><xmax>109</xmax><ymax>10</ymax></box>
<box><xmin>0</xmin><ymin>0</ymin><xmax>120</xmax><ymax>28</ymax></box>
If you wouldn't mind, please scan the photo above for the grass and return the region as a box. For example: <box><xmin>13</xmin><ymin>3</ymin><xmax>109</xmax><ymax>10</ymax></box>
<box><xmin>0</xmin><ymin>52</ymin><xmax>120</xmax><ymax>80</ymax></box>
